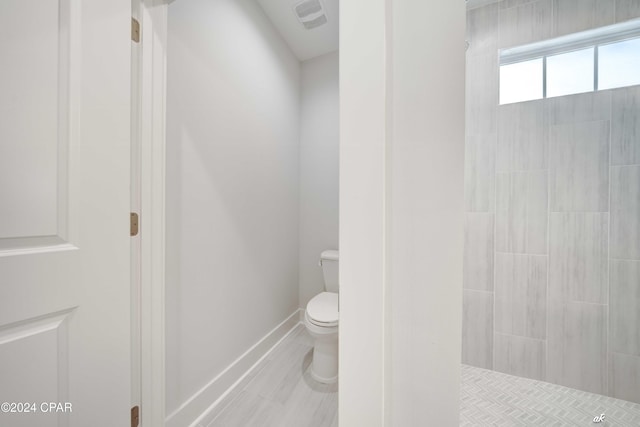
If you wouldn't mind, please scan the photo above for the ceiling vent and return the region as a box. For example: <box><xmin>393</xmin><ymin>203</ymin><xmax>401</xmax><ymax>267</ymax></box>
<box><xmin>293</xmin><ymin>0</ymin><xmax>328</xmax><ymax>30</ymax></box>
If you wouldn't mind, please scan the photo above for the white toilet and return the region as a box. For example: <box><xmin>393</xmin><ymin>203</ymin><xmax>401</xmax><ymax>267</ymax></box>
<box><xmin>304</xmin><ymin>249</ymin><xmax>339</xmax><ymax>384</ymax></box>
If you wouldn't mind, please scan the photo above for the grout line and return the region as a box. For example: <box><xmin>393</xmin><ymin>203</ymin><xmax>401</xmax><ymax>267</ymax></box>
<box><xmin>547</xmin><ymin>210</ymin><xmax>611</xmax><ymax>213</ymax></box>
<box><xmin>606</xmin><ymin>87</ymin><xmax>613</xmax><ymax>396</ymax></box>
<box><xmin>610</xmin><ymin>350</ymin><xmax>640</xmax><ymax>359</ymax></box>
<box><xmin>545</xmin><ymin>95</ymin><xmax>551</xmax><ymax>382</ymax></box>
<box><xmin>495</xmin><ymin>168</ymin><xmax>548</xmax><ymax>174</ymax></box>
<box><xmin>492</xmin><ymin>66</ymin><xmax>499</xmax><ymax>372</ymax></box>
<box><xmin>610</xmin><ymin>163</ymin><xmax>640</xmax><ymax>168</ymax></box>
<box><xmin>494</xmin><ymin>331</ymin><xmax>546</xmax><ymax>342</ymax></box>
<box><xmin>464</xmin><ymin>288</ymin><xmax>495</xmax><ymax>295</ymax></box>
<box><xmin>562</xmin><ymin>300</ymin><xmax>608</xmax><ymax>307</ymax></box>
<box><xmin>496</xmin><ymin>251</ymin><xmax>548</xmax><ymax>256</ymax></box>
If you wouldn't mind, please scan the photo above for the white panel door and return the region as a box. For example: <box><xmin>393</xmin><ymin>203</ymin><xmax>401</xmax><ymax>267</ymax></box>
<box><xmin>0</xmin><ymin>0</ymin><xmax>132</xmax><ymax>426</ymax></box>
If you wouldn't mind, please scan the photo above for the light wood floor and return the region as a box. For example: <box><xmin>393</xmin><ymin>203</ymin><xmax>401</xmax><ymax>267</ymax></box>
<box><xmin>205</xmin><ymin>324</ymin><xmax>338</xmax><ymax>427</ymax></box>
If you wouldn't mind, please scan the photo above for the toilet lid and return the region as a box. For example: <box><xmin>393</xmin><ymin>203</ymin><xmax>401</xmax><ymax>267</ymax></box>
<box><xmin>306</xmin><ymin>292</ymin><xmax>339</xmax><ymax>326</ymax></box>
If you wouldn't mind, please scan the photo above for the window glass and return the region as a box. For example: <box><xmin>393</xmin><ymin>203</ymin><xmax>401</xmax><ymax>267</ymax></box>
<box><xmin>546</xmin><ymin>47</ymin><xmax>594</xmax><ymax>98</ymax></box>
<box><xmin>499</xmin><ymin>58</ymin><xmax>543</xmax><ymax>105</ymax></box>
<box><xmin>599</xmin><ymin>38</ymin><xmax>640</xmax><ymax>90</ymax></box>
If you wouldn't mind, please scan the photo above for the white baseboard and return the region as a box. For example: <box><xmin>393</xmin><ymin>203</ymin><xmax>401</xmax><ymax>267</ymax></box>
<box><xmin>165</xmin><ymin>309</ymin><xmax>302</xmax><ymax>427</ymax></box>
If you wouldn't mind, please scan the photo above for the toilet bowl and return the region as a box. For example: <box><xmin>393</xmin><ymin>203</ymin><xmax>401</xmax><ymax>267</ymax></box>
<box><xmin>304</xmin><ymin>250</ymin><xmax>339</xmax><ymax>384</ymax></box>
<box><xmin>305</xmin><ymin>291</ymin><xmax>339</xmax><ymax>383</ymax></box>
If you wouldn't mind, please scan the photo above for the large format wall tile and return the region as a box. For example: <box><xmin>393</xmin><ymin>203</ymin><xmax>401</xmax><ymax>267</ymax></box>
<box><xmin>553</xmin><ymin>0</ymin><xmax>614</xmax><ymax>37</ymax></box>
<box><xmin>464</xmin><ymin>213</ymin><xmax>495</xmax><ymax>291</ymax></box>
<box><xmin>496</xmin><ymin>172</ymin><xmax>526</xmax><ymax>253</ymax></box>
<box><xmin>610</xmin><ymin>259</ymin><xmax>640</xmax><ymax>356</ymax></box>
<box><xmin>465</xmin><ymin>134</ymin><xmax>496</xmax><ymax>212</ymax></box>
<box><xmin>611</xmin><ymin>87</ymin><xmax>640</xmax><ymax>166</ymax></box>
<box><xmin>549</xmin><ymin>120</ymin><xmax>610</xmax><ymax>212</ymax></box>
<box><xmin>611</xmin><ymin>166</ymin><xmax>640</xmax><ymax>259</ymax></box>
<box><xmin>466</xmin><ymin>52</ymin><xmax>498</xmax><ymax>136</ymax></box>
<box><xmin>467</xmin><ymin>2</ymin><xmax>499</xmax><ymax>56</ymax></box>
<box><xmin>547</xmin><ymin>301</ymin><xmax>607</xmax><ymax>394</ymax></box>
<box><xmin>494</xmin><ymin>333</ymin><xmax>546</xmax><ymax>381</ymax></box>
<box><xmin>498</xmin><ymin>0</ymin><xmax>553</xmax><ymax>48</ymax></box>
<box><xmin>525</xmin><ymin>171</ymin><xmax>548</xmax><ymax>254</ymax></box>
<box><xmin>465</xmin><ymin>1</ymin><xmax>640</xmax><ymax>401</ymax></box>
<box><xmin>609</xmin><ymin>352</ymin><xmax>640</xmax><ymax>404</ymax></box>
<box><xmin>495</xmin><ymin>253</ymin><xmax>547</xmax><ymax>339</ymax></box>
<box><xmin>496</xmin><ymin>171</ymin><xmax>547</xmax><ymax>254</ymax></box>
<box><xmin>616</xmin><ymin>0</ymin><xmax>640</xmax><ymax>22</ymax></box>
<box><xmin>497</xmin><ymin>100</ymin><xmax>547</xmax><ymax>172</ymax></box>
<box><xmin>549</xmin><ymin>213</ymin><xmax>608</xmax><ymax>304</ymax></box>
<box><xmin>462</xmin><ymin>290</ymin><xmax>494</xmax><ymax>369</ymax></box>
<box><xmin>546</xmin><ymin>91</ymin><xmax>611</xmax><ymax>126</ymax></box>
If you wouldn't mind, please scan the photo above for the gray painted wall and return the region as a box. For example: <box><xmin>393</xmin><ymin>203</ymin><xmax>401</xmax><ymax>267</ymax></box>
<box><xmin>298</xmin><ymin>52</ymin><xmax>339</xmax><ymax>309</ymax></box>
<box><xmin>463</xmin><ymin>0</ymin><xmax>640</xmax><ymax>404</ymax></box>
<box><xmin>165</xmin><ymin>0</ymin><xmax>300</xmax><ymax>417</ymax></box>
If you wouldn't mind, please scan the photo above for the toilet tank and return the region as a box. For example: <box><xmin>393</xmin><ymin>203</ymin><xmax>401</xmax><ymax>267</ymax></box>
<box><xmin>320</xmin><ymin>250</ymin><xmax>339</xmax><ymax>293</ymax></box>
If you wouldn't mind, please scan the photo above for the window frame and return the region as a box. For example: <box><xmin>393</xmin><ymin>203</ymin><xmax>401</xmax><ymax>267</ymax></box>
<box><xmin>498</xmin><ymin>18</ymin><xmax>640</xmax><ymax>105</ymax></box>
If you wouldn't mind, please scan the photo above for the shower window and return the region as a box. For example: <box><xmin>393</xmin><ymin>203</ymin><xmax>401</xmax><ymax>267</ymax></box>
<box><xmin>546</xmin><ymin>47</ymin><xmax>594</xmax><ymax>98</ymax></box>
<box><xmin>598</xmin><ymin>37</ymin><xmax>640</xmax><ymax>90</ymax></box>
<box><xmin>499</xmin><ymin>18</ymin><xmax>640</xmax><ymax>105</ymax></box>
<box><xmin>499</xmin><ymin>58</ymin><xmax>543</xmax><ymax>104</ymax></box>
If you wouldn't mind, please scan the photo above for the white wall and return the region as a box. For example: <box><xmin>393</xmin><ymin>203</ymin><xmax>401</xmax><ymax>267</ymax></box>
<box><xmin>340</xmin><ymin>0</ymin><xmax>465</xmax><ymax>425</ymax></box>
<box><xmin>389</xmin><ymin>0</ymin><xmax>465</xmax><ymax>424</ymax></box>
<box><xmin>299</xmin><ymin>51</ymin><xmax>339</xmax><ymax>308</ymax></box>
<box><xmin>339</xmin><ymin>0</ymin><xmax>388</xmax><ymax>424</ymax></box>
<box><xmin>165</xmin><ymin>0</ymin><xmax>300</xmax><ymax>423</ymax></box>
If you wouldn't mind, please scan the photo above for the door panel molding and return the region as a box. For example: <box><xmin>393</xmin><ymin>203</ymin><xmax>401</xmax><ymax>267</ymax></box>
<box><xmin>0</xmin><ymin>0</ymin><xmax>80</xmax><ymax>255</ymax></box>
<box><xmin>0</xmin><ymin>308</ymin><xmax>75</xmax><ymax>427</ymax></box>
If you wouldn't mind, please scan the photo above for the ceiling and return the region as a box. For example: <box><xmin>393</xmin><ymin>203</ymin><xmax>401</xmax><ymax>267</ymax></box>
<box><xmin>256</xmin><ymin>0</ymin><xmax>339</xmax><ymax>62</ymax></box>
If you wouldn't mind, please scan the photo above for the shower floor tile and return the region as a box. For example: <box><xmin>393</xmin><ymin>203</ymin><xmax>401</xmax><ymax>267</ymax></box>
<box><xmin>461</xmin><ymin>365</ymin><xmax>640</xmax><ymax>426</ymax></box>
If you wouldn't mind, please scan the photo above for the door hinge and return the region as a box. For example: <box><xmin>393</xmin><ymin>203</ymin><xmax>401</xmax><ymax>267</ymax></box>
<box><xmin>131</xmin><ymin>18</ymin><xmax>140</xmax><ymax>43</ymax></box>
<box><xmin>130</xmin><ymin>212</ymin><xmax>139</xmax><ymax>237</ymax></box>
<box><xmin>131</xmin><ymin>406</ymin><xmax>140</xmax><ymax>427</ymax></box>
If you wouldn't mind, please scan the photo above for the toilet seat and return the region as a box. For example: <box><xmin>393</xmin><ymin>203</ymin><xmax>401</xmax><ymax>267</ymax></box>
<box><xmin>306</xmin><ymin>292</ymin><xmax>338</xmax><ymax>327</ymax></box>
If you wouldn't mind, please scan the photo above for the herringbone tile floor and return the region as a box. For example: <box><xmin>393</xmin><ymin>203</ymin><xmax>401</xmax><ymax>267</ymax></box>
<box><xmin>460</xmin><ymin>365</ymin><xmax>640</xmax><ymax>426</ymax></box>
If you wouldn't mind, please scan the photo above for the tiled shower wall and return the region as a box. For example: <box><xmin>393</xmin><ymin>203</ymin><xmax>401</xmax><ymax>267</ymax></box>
<box><xmin>462</xmin><ymin>0</ymin><xmax>640</xmax><ymax>404</ymax></box>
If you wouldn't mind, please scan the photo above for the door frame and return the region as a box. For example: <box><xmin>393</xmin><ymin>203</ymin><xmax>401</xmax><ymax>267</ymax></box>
<box><xmin>135</xmin><ymin>1</ymin><xmax>467</xmax><ymax>426</ymax></box>
<box><xmin>135</xmin><ymin>0</ymin><xmax>168</xmax><ymax>425</ymax></box>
